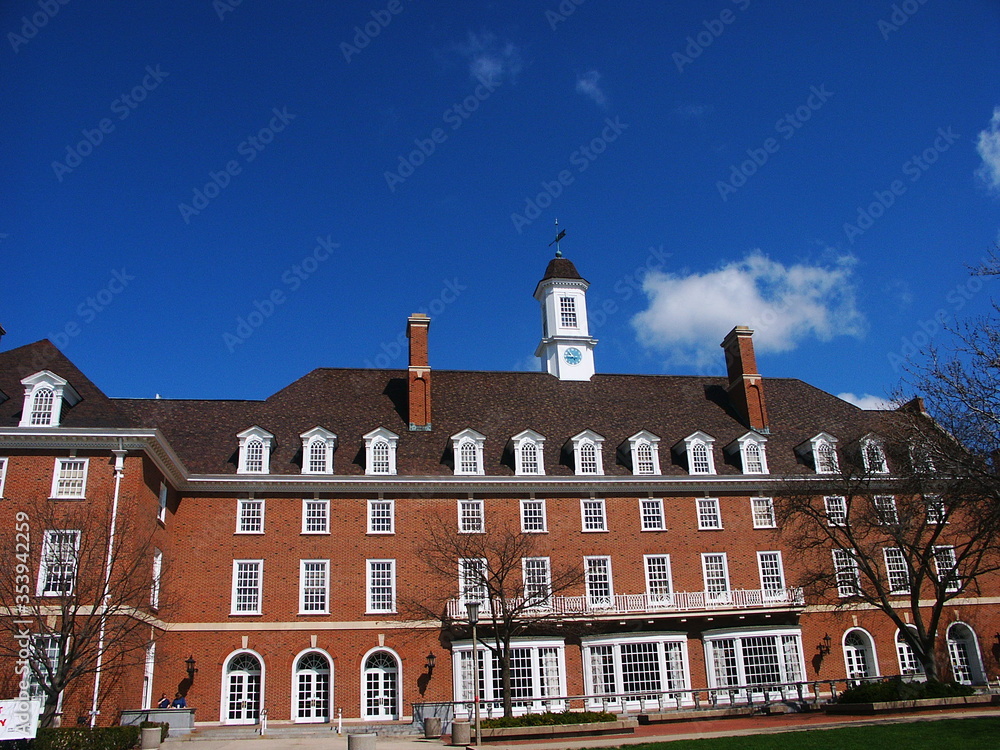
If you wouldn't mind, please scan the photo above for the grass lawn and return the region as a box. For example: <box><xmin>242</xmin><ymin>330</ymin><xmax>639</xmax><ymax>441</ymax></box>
<box><xmin>599</xmin><ymin>717</ymin><xmax>1000</xmax><ymax>750</ymax></box>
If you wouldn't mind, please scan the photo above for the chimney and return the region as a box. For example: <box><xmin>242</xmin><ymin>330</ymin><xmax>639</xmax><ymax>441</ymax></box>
<box><xmin>721</xmin><ymin>326</ymin><xmax>769</xmax><ymax>433</ymax></box>
<box><xmin>407</xmin><ymin>313</ymin><xmax>432</xmax><ymax>431</ymax></box>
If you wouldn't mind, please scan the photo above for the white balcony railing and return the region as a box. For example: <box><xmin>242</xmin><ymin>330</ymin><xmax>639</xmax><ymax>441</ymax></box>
<box><xmin>447</xmin><ymin>587</ymin><xmax>804</xmax><ymax>620</ymax></box>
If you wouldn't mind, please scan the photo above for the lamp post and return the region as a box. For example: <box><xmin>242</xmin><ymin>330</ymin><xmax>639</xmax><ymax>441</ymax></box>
<box><xmin>465</xmin><ymin>601</ymin><xmax>481</xmax><ymax>747</ymax></box>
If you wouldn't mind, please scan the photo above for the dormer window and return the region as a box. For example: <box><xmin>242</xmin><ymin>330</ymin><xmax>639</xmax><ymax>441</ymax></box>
<box><xmin>237</xmin><ymin>427</ymin><xmax>273</xmax><ymax>474</ymax></box>
<box><xmin>512</xmin><ymin>430</ymin><xmax>546</xmax><ymax>476</ymax></box>
<box><xmin>451</xmin><ymin>428</ymin><xmax>486</xmax><ymax>476</ymax></box>
<box><xmin>300</xmin><ymin>427</ymin><xmax>337</xmax><ymax>474</ymax></box>
<box><xmin>19</xmin><ymin>371</ymin><xmax>81</xmax><ymax>428</ymax></box>
<box><xmin>677</xmin><ymin>432</ymin><xmax>716</xmax><ymax>475</ymax></box>
<box><xmin>796</xmin><ymin>433</ymin><xmax>839</xmax><ymax>474</ymax></box>
<box><xmin>728</xmin><ymin>432</ymin><xmax>767</xmax><ymax>474</ymax></box>
<box><xmin>861</xmin><ymin>435</ymin><xmax>889</xmax><ymax>474</ymax></box>
<box><xmin>364</xmin><ymin>427</ymin><xmax>398</xmax><ymax>475</ymax></box>
<box><xmin>570</xmin><ymin>430</ymin><xmax>605</xmax><ymax>475</ymax></box>
<box><xmin>626</xmin><ymin>431</ymin><xmax>661</xmax><ymax>475</ymax></box>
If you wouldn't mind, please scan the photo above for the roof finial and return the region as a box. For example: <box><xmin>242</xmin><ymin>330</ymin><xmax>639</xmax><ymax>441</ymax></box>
<box><xmin>548</xmin><ymin>218</ymin><xmax>566</xmax><ymax>258</ymax></box>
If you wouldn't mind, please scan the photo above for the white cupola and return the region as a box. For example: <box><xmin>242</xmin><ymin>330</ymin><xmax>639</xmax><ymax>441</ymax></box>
<box><xmin>533</xmin><ymin>246</ymin><xmax>597</xmax><ymax>381</ymax></box>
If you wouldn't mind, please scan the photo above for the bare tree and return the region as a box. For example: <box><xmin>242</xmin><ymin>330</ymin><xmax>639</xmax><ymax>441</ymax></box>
<box><xmin>0</xmin><ymin>493</ymin><xmax>165</xmax><ymax>727</ymax></box>
<box><xmin>408</xmin><ymin>516</ymin><xmax>584</xmax><ymax>718</ymax></box>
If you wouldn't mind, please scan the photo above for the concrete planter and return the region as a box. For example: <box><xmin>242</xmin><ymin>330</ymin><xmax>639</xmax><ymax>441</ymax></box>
<box><xmin>826</xmin><ymin>693</ymin><xmax>996</xmax><ymax>715</ymax></box>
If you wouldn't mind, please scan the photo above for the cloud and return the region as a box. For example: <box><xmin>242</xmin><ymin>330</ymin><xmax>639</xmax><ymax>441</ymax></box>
<box><xmin>631</xmin><ymin>252</ymin><xmax>866</xmax><ymax>370</ymax></box>
<box><xmin>456</xmin><ymin>31</ymin><xmax>523</xmax><ymax>83</ymax></box>
<box><xmin>575</xmin><ymin>71</ymin><xmax>607</xmax><ymax>108</ymax></box>
<box><xmin>976</xmin><ymin>106</ymin><xmax>1000</xmax><ymax>192</ymax></box>
<box><xmin>837</xmin><ymin>392</ymin><xmax>896</xmax><ymax>410</ymax></box>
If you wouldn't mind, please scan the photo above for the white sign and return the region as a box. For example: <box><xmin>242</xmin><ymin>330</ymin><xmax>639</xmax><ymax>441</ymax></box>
<box><xmin>0</xmin><ymin>699</ymin><xmax>41</xmax><ymax>740</ymax></box>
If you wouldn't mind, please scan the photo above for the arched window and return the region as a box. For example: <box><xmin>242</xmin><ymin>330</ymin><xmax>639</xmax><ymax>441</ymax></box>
<box><xmin>520</xmin><ymin>442</ymin><xmax>539</xmax><ymax>474</ymax></box>
<box><xmin>843</xmin><ymin>630</ymin><xmax>877</xmax><ymax>680</ymax></box>
<box><xmin>635</xmin><ymin>442</ymin><xmax>655</xmax><ymax>474</ymax></box>
<box><xmin>947</xmin><ymin>623</ymin><xmax>985</xmax><ymax>685</ymax></box>
<box><xmin>459</xmin><ymin>441</ymin><xmax>479</xmax><ymax>474</ymax></box>
<box><xmin>363</xmin><ymin>651</ymin><xmax>399</xmax><ymax>720</ymax></box>
<box><xmin>816</xmin><ymin>441</ymin><xmax>838</xmax><ymax>473</ymax></box>
<box><xmin>30</xmin><ymin>388</ymin><xmax>55</xmax><ymax>426</ymax></box>
<box><xmin>308</xmin><ymin>439</ymin><xmax>327</xmax><ymax>473</ymax></box>
<box><xmin>743</xmin><ymin>441</ymin><xmax>764</xmax><ymax>473</ymax></box>
<box><xmin>294</xmin><ymin>651</ymin><xmax>331</xmax><ymax>723</ymax></box>
<box><xmin>244</xmin><ymin>440</ymin><xmax>263</xmax><ymax>472</ymax></box>
<box><xmin>691</xmin><ymin>442</ymin><xmax>711</xmax><ymax>474</ymax></box>
<box><xmin>579</xmin><ymin>442</ymin><xmax>598</xmax><ymax>474</ymax></box>
<box><xmin>371</xmin><ymin>440</ymin><xmax>390</xmax><ymax>474</ymax></box>
<box><xmin>223</xmin><ymin>652</ymin><xmax>262</xmax><ymax>724</ymax></box>
<box><xmin>896</xmin><ymin>628</ymin><xmax>923</xmax><ymax>676</ymax></box>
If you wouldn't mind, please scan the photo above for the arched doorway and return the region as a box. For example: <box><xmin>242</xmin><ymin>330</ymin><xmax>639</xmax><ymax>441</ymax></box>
<box><xmin>895</xmin><ymin>627</ymin><xmax>924</xmax><ymax>676</ymax></box>
<box><xmin>362</xmin><ymin>650</ymin><xmax>399</xmax><ymax>720</ymax></box>
<box><xmin>843</xmin><ymin>630</ymin><xmax>877</xmax><ymax>680</ymax></box>
<box><xmin>947</xmin><ymin>622</ymin><xmax>985</xmax><ymax>685</ymax></box>
<box><xmin>293</xmin><ymin>651</ymin><xmax>332</xmax><ymax>723</ymax></box>
<box><xmin>223</xmin><ymin>651</ymin><xmax>262</xmax><ymax>724</ymax></box>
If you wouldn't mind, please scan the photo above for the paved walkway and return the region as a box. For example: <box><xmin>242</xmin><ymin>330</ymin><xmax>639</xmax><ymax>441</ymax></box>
<box><xmin>164</xmin><ymin>705</ymin><xmax>1000</xmax><ymax>750</ymax></box>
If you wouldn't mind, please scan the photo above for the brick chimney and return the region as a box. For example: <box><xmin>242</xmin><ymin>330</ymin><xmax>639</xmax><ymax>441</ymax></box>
<box><xmin>721</xmin><ymin>326</ymin><xmax>769</xmax><ymax>433</ymax></box>
<box><xmin>407</xmin><ymin>313</ymin><xmax>432</xmax><ymax>431</ymax></box>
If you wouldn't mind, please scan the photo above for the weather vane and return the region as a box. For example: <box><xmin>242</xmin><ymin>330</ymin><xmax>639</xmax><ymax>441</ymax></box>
<box><xmin>548</xmin><ymin>218</ymin><xmax>567</xmax><ymax>257</ymax></box>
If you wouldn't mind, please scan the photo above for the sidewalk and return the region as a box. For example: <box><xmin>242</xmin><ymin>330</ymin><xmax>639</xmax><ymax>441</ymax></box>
<box><xmin>164</xmin><ymin>705</ymin><xmax>1000</xmax><ymax>750</ymax></box>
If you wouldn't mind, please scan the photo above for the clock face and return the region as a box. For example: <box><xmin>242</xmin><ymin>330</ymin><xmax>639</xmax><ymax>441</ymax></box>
<box><xmin>563</xmin><ymin>347</ymin><xmax>582</xmax><ymax>365</ymax></box>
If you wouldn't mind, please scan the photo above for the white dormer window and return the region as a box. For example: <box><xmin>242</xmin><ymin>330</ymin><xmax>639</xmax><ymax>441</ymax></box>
<box><xmin>299</xmin><ymin>427</ymin><xmax>337</xmax><ymax>474</ymax></box>
<box><xmin>627</xmin><ymin>431</ymin><xmax>661</xmax><ymax>475</ymax></box>
<box><xmin>511</xmin><ymin>430</ymin><xmax>546</xmax><ymax>476</ymax></box>
<box><xmin>237</xmin><ymin>427</ymin><xmax>273</xmax><ymax>474</ymax></box>
<box><xmin>571</xmin><ymin>430</ymin><xmax>605</xmax><ymax>475</ymax></box>
<box><xmin>729</xmin><ymin>432</ymin><xmax>768</xmax><ymax>474</ymax></box>
<box><xmin>19</xmin><ymin>371</ymin><xmax>82</xmax><ymax>428</ymax></box>
<box><xmin>814</xmin><ymin>434</ymin><xmax>840</xmax><ymax>473</ymax></box>
<box><xmin>364</xmin><ymin>427</ymin><xmax>399</xmax><ymax>475</ymax></box>
<box><xmin>451</xmin><ymin>428</ymin><xmax>486</xmax><ymax>476</ymax></box>
<box><xmin>861</xmin><ymin>435</ymin><xmax>889</xmax><ymax>474</ymax></box>
<box><xmin>678</xmin><ymin>432</ymin><xmax>716</xmax><ymax>475</ymax></box>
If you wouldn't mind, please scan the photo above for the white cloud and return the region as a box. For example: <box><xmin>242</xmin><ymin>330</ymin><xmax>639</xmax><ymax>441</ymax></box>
<box><xmin>575</xmin><ymin>71</ymin><xmax>607</xmax><ymax>108</ymax></box>
<box><xmin>976</xmin><ymin>106</ymin><xmax>1000</xmax><ymax>193</ymax></box>
<box><xmin>837</xmin><ymin>392</ymin><xmax>896</xmax><ymax>410</ymax></box>
<box><xmin>456</xmin><ymin>31</ymin><xmax>523</xmax><ymax>83</ymax></box>
<box><xmin>631</xmin><ymin>252</ymin><xmax>865</xmax><ymax>370</ymax></box>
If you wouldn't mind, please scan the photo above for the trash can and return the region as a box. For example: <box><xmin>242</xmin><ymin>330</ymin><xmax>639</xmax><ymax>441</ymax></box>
<box><xmin>348</xmin><ymin>733</ymin><xmax>377</xmax><ymax>750</ymax></box>
<box><xmin>451</xmin><ymin>720</ymin><xmax>470</xmax><ymax>746</ymax></box>
<box><xmin>424</xmin><ymin>716</ymin><xmax>443</xmax><ymax>738</ymax></box>
<box><xmin>140</xmin><ymin>726</ymin><xmax>161</xmax><ymax>749</ymax></box>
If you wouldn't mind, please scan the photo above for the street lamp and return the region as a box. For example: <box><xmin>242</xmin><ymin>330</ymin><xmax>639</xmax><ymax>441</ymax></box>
<box><xmin>465</xmin><ymin>600</ymin><xmax>481</xmax><ymax>747</ymax></box>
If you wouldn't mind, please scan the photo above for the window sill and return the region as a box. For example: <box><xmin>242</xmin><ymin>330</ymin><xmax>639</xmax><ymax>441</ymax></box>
<box><xmin>581</xmin><ymin>529</ymin><xmax>609</xmax><ymax>533</ymax></box>
<box><xmin>229</xmin><ymin>612</ymin><xmax>262</xmax><ymax>617</ymax></box>
<box><xmin>367</xmin><ymin>531</ymin><xmax>395</xmax><ymax>536</ymax></box>
<box><xmin>301</xmin><ymin>531</ymin><xmax>331</xmax><ymax>535</ymax></box>
<box><xmin>697</xmin><ymin>527</ymin><xmax>724</xmax><ymax>531</ymax></box>
<box><xmin>365</xmin><ymin>610</ymin><xmax>397</xmax><ymax>616</ymax></box>
<box><xmin>641</xmin><ymin>527</ymin><xmax>667</xmax><ymax>532</ymax></box>
<box><xmin>234</xmin><ymin>531</ymin><xmax>265</xmax><ymax>535</ymax></box>
<box><xmin>49</xmin><ymin>496</ymin><xmax>85</xmax><ymax>501</ymax></box>
<box><xmin>298</xmin><ymin>611</ymin><xmax>330</xmax><ymax>616</ymax></box>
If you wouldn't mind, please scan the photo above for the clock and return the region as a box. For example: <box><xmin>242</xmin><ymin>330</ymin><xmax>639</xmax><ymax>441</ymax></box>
<box><xmin>563</xmin><ymin>347</ymin><xmax>582</xmax><ymax>365</ymax></box>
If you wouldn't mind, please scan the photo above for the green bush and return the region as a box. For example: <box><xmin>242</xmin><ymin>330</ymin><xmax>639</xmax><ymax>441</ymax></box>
<box><xmin>480</xmin><ymin>710</ymin><xmax>617</xmax><ymax>728</ymax></box>
<box><xmin>138</xmin><ymin>721</ymin><xmax>168</xmax><ymax>742</ymax></box>
<box><xmin>1</xmin><ymin>725</ymin><xmax>142</xmax><ymax>750</ymax></box>
<box><xmin>837</xmin><ymin>677</ymin><xmax>975</xmax><ymax>704</ymax></box>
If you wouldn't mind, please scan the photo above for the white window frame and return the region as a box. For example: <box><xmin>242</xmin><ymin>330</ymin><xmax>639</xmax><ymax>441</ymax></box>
<box><xmin>896</xmin><ymin>626</ymin><xmax>924</xmax><ymax>676</ymax></box>
<box><xmin>701</xmin><ymin>553</ymin><xmax>731</xmax><ymax>602</ymax></box>
<box><xmin>459</xmin><ymin>557</ymin><xmax>488</xmax><ymax>605</ymax></box>
<box><xmin>37</xmin><ymin>529</ymin><xmax>81</xmax><ymax>596</ymax></box>
<box><xmin>580</xmin><ymin>498</ymin><xmax>607</xmax><ymax>532</ymax></box>
<box><xmin>237</xmin><ymin>426</ymin><xmax>273</xmax><ymax>475</ymax></box>
<box><xmin>367</xmin><ymin>498</ymin><xmax>395</xmax><ymax>534</ymax></box>
<box><xmin>874</xmin><ymin>495</ymin><xmax>898</xmax><ymax>525</ymax></box>
<box><xmin>833</xmin><ymin>549</ymin><xmax>860</xmax><ymax>597</ymax></box>
<box><xmin>520</xmin><ymin>498</ymin><xmax>547</xmax><ymax>533</ymax></box>
<box><xmin>559</xmin><ymin>295</ymin><xmax>579</xmax><ymax>328</ymax></box>
<box><xmin>640</xmin><ymin>498</ymin><xmax>665</xmax><ymax>531</ymax></box>
<box><xmin>757</xmin><ymin>551</ymin><xmax>786</xmax><ymax>598</ymax></box>
<box><xmin>458</xmin><ymin>498</ymin><xmax>485</xmax><ymax>533</ymax></box>
<box><xmin>451</xmin><ymin>428</ymin><xmax>486</xmax><ymax>476</ymax></box>
<box><xmin>925</xmin><ymin>495</ymin><xmax>947</xmax><ymax>525</ymax></box>
<box><xmin>523</xmin><ymin>557</ymin><xmax>552</xmax><ymax>608</ymax></box>
<box><xmin>703</xmin><ymin>627</ymin><xmax>806</xmax><ymax>693</ymax></box>
<box><xmin>231</xmin><ymin>559</ymin><xmax>263</xmax><ymax>615</ymax></box>
<box><xmin>0</xmin><ymin>457</ymin><xmax>9</xmax><ymax>497</ymax></box>
<box><xmin>809</xmin><ymin>433</ymin><xmax>839</xmax><ymax>474</ymax></box>
<box><xmin>681</xmin><ymin>432</ymin><xmax>716</xmax><ymax>475</ymax></box>
<box><xmin>19</xmin><ymin>371</ymin><xmax>80</xmax><ymax>428</ymax></box>
<box><xmin>302</xmin><ymin>498</ymin><xmax>330</xmax><ymax>534</ymax></box>
<box><xmin>299</xmin><ymin>427</ymin><xmax>337</xmax><ymax>475</ymax></box>
<box><xmin>571</xmin><ymin>430</ymin><xmax>605</xmax><ymax>476</ymax></box>
<box><xmin>236</xmin><ymin>498</ymin><xmax>265</xmax><ymax>534</ymax></box>
<box><xmin>50</xmin><ymin>457</ymin><xmax>89</xmax><ymax>499</ymax></box>
<box><xmin>883</xmin><ymin>547</ymin><xmax>910</xmax><ymax>594</ymax></box>
<box><xmin>627</xmin><ymin>431</ymin><xmax>662</xmax><ymax>475</ymax></box>
<box><xmin>751</xmin><ymin>497</ymin><xmax>776</xmax><ymax>529</ymax></box>
<box><xmin>824</xmin><ymin>496</ymin><xmax>847</xmax><ymax>526</ymax></box>
<box><xmin>934</xmin><ymin>545</ymin><xmax>960</xmax><ymax>593</ymax></box>
<box><xmin>157</xmin><ymin>481</ymin><xmax>168</xmax><ymax>524</ymax></box>
<box><xmin>584</xmin><ymin>556</ymin><xmax>614</xmax><ymax>608</ymax></box>
<box><xmin>299</xmin><ymin>559</ymin><xmax>330</xmax><ymax>614</ymax></box>
<box><xmin>151</xmin><ymin>548</ymin><xmax>162</xmax><ymax>609</ymax></box>
<box><xmin>582</xmin><ymin>632</ymin><xmax>692</xmax><ymax>709</ymax></box>
<box><xmin>697</xmin><ymin>497</ymin><xmax>722</xmax><ymax>530</ymax></box>
<box><xmin>862</xmin><ymin>437</ymin><xmax>889</xmax><ymax>474</ymax></box>
<box><xmin>731</xmin><ymin>432</ymin><xmax>768</xmax><ymax>475</ymax></box>
<box><xmin>364</xmin><ymin>427</ymin><xmax>399</xmax><ymax>476</ymax></box>
<box><xmin>644</xmin><ymin>555</ymin><xmax>674</xmax><ymax>605</ymax></box>
<box><xmin>366</xmin><ymin>559</ymin><xmax>396</xmax><ymax>613</ymax></box>
<box><xmin>453</xmin><ymin>637</ymin><xmax>567</xmax><ymax>716</ymax></box>
<box><xmin>512</xmin><ymin>430</ymin><xmax>546</xmax><ymax>476</ymax></box>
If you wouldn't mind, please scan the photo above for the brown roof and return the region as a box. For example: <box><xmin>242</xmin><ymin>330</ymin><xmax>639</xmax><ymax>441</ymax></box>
<box><xmin>540</xmin><ymin>256</ymin><xmax>585</xmax><ymax>283</ymax></box>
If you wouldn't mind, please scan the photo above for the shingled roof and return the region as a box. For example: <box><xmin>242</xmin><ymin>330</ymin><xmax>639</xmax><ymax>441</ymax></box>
<box><xmin>540</xmin><ymin>256</ymin><xmax>585</xmax><ymax>282</ymax></box>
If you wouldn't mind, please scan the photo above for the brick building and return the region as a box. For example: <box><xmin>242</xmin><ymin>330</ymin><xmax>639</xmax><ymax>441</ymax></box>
<box><xmin>1</xmin><ymin>253</ymin><xmax>997</xmax><ymax>728</ymax></box>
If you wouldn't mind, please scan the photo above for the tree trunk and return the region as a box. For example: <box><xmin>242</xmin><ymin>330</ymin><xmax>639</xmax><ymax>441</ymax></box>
<box><xmin>501</xmin><ymin>645</ymin><xmax>513</xmax><ymax>719</ymax></box>
<box><xmin>41</xmin><ymin>692</ymin><xmax>61</xmax><ymax>728</ymax></box>
<box><xmin>919</xmin><ymin>641</ymin><xmax>941</xmax><ymax>682</ymax></box>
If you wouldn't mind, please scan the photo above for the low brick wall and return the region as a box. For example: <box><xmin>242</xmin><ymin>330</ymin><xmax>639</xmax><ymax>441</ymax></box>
<box><xmin>825</xmin><ymin>693</ymin><xmax>997</xmax><ymax>715</ymax></box>
<box><xmin>478</xmin><ymin>718</ymin><xmax>638</xmax><ymax>742</ymax></box>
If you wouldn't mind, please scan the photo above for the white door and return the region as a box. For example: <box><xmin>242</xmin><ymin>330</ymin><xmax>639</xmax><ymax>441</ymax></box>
<box><xmin>295</xmin><ymin>652</ymin><xmax>331</xmax><ymax>723</ymax></box>
<box><xmin>843</xmin><ymin>632</ymin><xmax>872</xmax><ymax>679</ymax></box>
<box><xmin>226</xmin><ymin>654</ymin><xmax>261</xmax><ymax>724</ymax></box>
<box><xmin>947</xmin><ymin>624</ymin><xmax>984</xmax><ymax>684</ymax></box>
<box><xmin>364</xmin><ymin>652</ymin><xmax>398</xmax><ymax>720</ymax></box>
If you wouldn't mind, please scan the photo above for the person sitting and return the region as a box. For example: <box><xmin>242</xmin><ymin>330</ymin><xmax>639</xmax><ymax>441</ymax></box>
<box><xmin>171</xmin><ymin>693</ymin><xmax>187</xmax><ymax>708</ymax></box>
<box><xmin>157</xmin><ymin>693</ymin><xmax>170</xmax><ymax>709</ymax></box>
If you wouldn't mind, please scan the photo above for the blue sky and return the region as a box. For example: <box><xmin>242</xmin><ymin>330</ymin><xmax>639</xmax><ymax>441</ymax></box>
<box><xmin>2</xmin><ymin>1</ymin><xmax>999</xmax><ymax>406</ymax></box>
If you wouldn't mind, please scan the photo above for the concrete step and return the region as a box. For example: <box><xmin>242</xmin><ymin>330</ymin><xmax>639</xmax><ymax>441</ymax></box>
<box><xmin>168</xmin><ymin>721</ymin><xmax>421</xmax><ymax>742</ymax></box>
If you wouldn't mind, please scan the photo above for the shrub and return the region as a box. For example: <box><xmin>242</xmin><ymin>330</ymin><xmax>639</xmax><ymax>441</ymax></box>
<box><xmin>480</xmin><ymin>710</ymin><xmax>617</xmax><ymax>728</ymax></box>
<box><xmin>837</xmin><ymin>677</ymin><xmax>975</xmax><ymax>704</ymax></box>
<box><xmin>1</xmin><ymin>725</ymin><xmax>142</xmax><ymax>750</ymax></box>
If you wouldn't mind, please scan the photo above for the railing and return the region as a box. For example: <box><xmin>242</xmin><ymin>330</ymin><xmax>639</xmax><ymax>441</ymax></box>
<box><xmin>447</xmin><ymin>587</ymin><xmax>804</xmax><ymax>619</ymax></box>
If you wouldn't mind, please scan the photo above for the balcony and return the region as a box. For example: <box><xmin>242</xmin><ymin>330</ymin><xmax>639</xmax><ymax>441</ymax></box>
<box><xmin>447</xmin><ymin>587</ymin><xmax>804</xmax><ymax>620</ymax></box>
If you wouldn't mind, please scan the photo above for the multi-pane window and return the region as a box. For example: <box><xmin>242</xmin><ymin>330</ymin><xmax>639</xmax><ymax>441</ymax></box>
<box><xmin>824</xmin><ymin>496</ymin><xmax>847</xmax><ymax>526</ymax></box>
<box><xmin>308</xmin><ymin>440</ymin><xmax>328</xmax><ymax>473</ymax></box>
<box><xmin>452</xmin><ymin>432</ymin><xmax>485</xmax><ymax>476</ymax></box>
<box><xmin>640</xmin><ymin>499</ymin><xmax>665</xmax><ymax>531</ymax></box>
<box><xmin>366</xmin><ymin>559</ymin><xmax>396</xmax><ymax>612</ymax></box>
<box><xmin>934</xmin><ymin>546</ymin><xmax>960</xmax><ymax>593</ymax></box>
<box><xmin>741</xmin><ymin>440</ymin><xmax>767</xmax><ymax>474</ymax></box>
<box><xmin>690</xmin><ymin>442</ymin><xmax>713</xmax><ymax>474</ymax></box>
<box><xmin>301</xmin><ymin>428</ymin><xmax>337</xmax><ymax>474</ymax></box>
<box><xmin>243</xmin><ymin>440</ymin><xmax>264</xmax><ymax>473</ymax></box>
<box><xmin>157</xmin><ymin>481</ymin><xmax>168</xmax><ymax>523</ymax></box>
<box><xmin>520</xmin><ymin>499</ymin><xmax>547</xmax><ymax>533</ymax></box>
<box><xmin>151</xmin><ymin>549</ymin><xmax>162</xmax><ymax>609</ymax></box>
<box><xmin>702</xmin><ymin>553</ymin><xmax>730</xmax><ymax>601</ymax></box>
<box><xmin>883</xmin><ymin>548</ymin><xmax>910</xmax><ymax>594</ymax></box>
<box><xmin>815</xmin><ymin>440</ymin><xmax>839</xmax><ymax>473</ymax></box>
<box><xmin>863</xmin><ymin>440</ymin><xmax>888</xmax><ymax>473</ymax></box>
<box><xmin>513</xmin><ymin>431</ymin><xmax>546</xmax><ymax>475</ymax></box>
<box><xmin>368</xmin><ymin>499</ymin><xmax>394</xmax><ymax>534</ymax></box>
<box><xmin>237</xmin><ymin>499</ymin><xmax>264</xmax><ymax>533</ymax></box>
<box><xmin>365</xmin><ymin>429</ymin><xmax>399</xmax><ymax>475</ymax></box>
<box><xmin>300</xmin><ymin>560</ymin><xmax>329</xmax><ymax>613</ymax></box>
<box><xmin>232</xmin><ymin>560</ymin><xmax>263</xmax><ymax>614</ymax></box>
<box><xmin>237</xmin><ymin>427</ymin><xmax>273</xmax><ymax>474</ymax></box>
<box><xmin>751</xmin><ymin>497</ymin><xmax>776</xmax><ymax>528</ymax></box>
<box><xmin>896</xmin><ymin>628</ymin><xmax>923</xmax><ymax>675</ymax></box>
<box><xmin>51</xmin><ymin>458</ymin><xmax>88</xmax><ymax>498</ymax></box>
<box><xmin>520</xmin><ymin>442</ymin><xmax>540</xmax><ymax>474</ymax></box>
<box><xmin>581</xmin><ymin>499</ymin><xmax>607</xmax><ymax>531</ymax></box>
<box><xmin>302</xmin><ymin>499</ymin><xmax>330</xmax><ymax>534</ymax></box>
<box><xmin>37</xmin><ymin>530</ymin><xmax>80</xmax><ymax>596</ymax></box>
<box><xmin>578</xmin><ymin>442</ymin><xmax>599</xmax><ymax>474</ymax></box>
<box><xmin>644</xmin><ymin>555</ymin><xmax>673</xmax><ymax>604</ymax></box>
<box><xmin>370</xmin><ymin>440</ymin><xmax>391</xmax><ymax>474</ymax></box>
<box><xmin>757</xmin><ymin>551</ymin><xmax>785</xmax><ymax>597</ymax></box>
<box><xmin>523</xmin><ymin>557</ymin><xmax>551</xmax><ymax>607</ymax></box>
<box><xmin>559</xmin><ymin>296</ymin><xmax>578</xmax><ymax>327</ymax></box>
<box><xmin>925</xmin><ymin>495</ymin><xmax>947</xmax><ymax>524</ymax></box>
<box><xmin>459</xmin><ymin>499</ymin><xmax>484</xmax><ymax>533</ymax></box>
<box><xmin>459</xmin><ymin>557</ymin><xmax>488</xmax><ymax>604</ymax></box>
<box><xmin>705</xmin><ymin>631</ymin><xmax>804</xmax><ymax>690</ymax></box>
<box><xmin>572</xmin><ymin>431</ymin><xmax>605</xmax><ymax>475</ymax></box>
<box><xmin>634</xmin><ymin>442</ymin><xmax>656</xmax><ymax>474</ymax></box>
<box><xmin>697</xmin><ymin>498</ymin><xmax>722</xmax><ymax>530</ymax></box>
<box><xmin>584</xmin><ymin>556</ymin><xmax>613</xmax><ymax>608</ymax></box>
<box><xmin>833</xmin><ymin>549</ymin><xmax>860</xmax><ymax>597</ymax></box>
<box><xmin>874</xmin><ymin>495</ymin><xmax>898</xmax><ymax>525</ymax></box>
<box><xmin>29</xmin><ymin>387</ymin><xmax>55</xmax><ymax>426</ymax></box>
<box><xmin>583</xmin><ymin>635</ymin><xmax>688</xmax><ymax>705</ymax></box>
<box><xmin>25</xmin><ymin>635</ymin><xmax>61</xmax><ymax>699</ymax></box>
<box><xmin>454</xmin><ymin>640</ymin><xmax>565</xmax><ymax>714</ymax></box>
